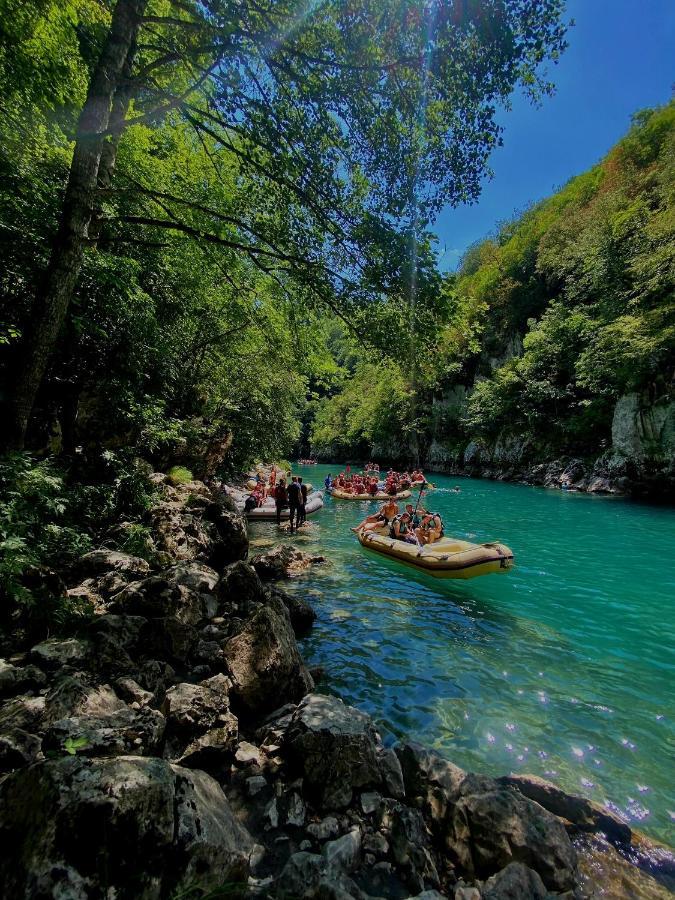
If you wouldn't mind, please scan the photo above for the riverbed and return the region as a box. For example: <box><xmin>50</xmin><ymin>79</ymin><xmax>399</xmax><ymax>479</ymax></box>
<box><xmin>248</xmin><ymin>464</ymin><xmax>675</xmax><ymax>846</ymax></box>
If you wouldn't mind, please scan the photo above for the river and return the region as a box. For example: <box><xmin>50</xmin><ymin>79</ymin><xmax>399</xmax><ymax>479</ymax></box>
<box><xmin>248</xmin><ymin>464</ymin><xmax>675</xmax><ymax>846</ymax></box>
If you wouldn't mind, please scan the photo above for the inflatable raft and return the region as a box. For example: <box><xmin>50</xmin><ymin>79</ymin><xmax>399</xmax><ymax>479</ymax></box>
<box><xmin>357</xmin><ymin>531</ymin><xmax>513</xmax><ymax>579</ymax></box>
<box><xmin>329</xmin><ymin>488</ymin><xmax>412</xmax><ymax>501</ymax></box>
<box><xmin>244</xmin><ymin>492</ymin><xmax>324</xmax><ymax>521</ymax></box>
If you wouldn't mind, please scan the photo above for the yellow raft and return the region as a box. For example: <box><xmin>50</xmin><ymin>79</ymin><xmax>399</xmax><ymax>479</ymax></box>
<box><xmin>330</xmin><ymin>488</ymin><xmax>412</xmax><ymax>501</ymax></box>
<box><xmin>357</xmin><ymin>531</ymin><xmax>514</xmax><ymax>579</ymax></box>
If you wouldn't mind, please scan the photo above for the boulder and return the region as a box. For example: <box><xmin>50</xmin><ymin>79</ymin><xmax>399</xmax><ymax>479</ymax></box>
<box><xmin>43</xmin><ymin>705</ymin><xmax>166</xmax><ymax>758</ymax></box>
<box><xmin>219</xmin><ymin>560</ymin><xmax>267</xmax><ymax>616</ymax></box>
<box><xmin>498</xmin><ymin>774</ymin><xmax>632</xmax><ymax>845</ymax></box>
<box><xmin>223</xmin><ymin>595</ymin><xmax>313</xmax><ymax>713</ymax></box>
<box><xmin>482</xmin><ymin>862</ymin><xmax>547</xmax><ymax>899</ymax></box>
<box><xmin>0</xmin><ymin>659</ymin><xmax>46</xmax><ymax>698</ymax></box>
<box><xmin>251</xmin><ymin>544</ymin><xmax>326</xmax><ymax>580</ymax></box>
<box><xmin>30</xmin><ymin>637</ymin><xmax>92</xmax><ymax>670</ymax></box>
<box><xmin>114</xmin><ymin>677</ymin><xmax>153</xmax><ymax>706</ymax></box>
<box><xmin>110</xmin><ymin>562</ymin><xmax>219</xmax><ymax>623</ymax></box>
<box><xmin>177</xmin><ymin>719</ymin><xmax>239</xmax><ymax>768</ymax></box>
<box><xmin>395</xmin><ymin>744</ymin><xmax>576</xmax><ymax>893</ymax></box>
<box><xmin>285</xmin><ymin>694</ymin><xmax>382</xmax><ymax>809</ymax></box>
<box><xmin>0</xmin><ymin>755</ymin><xmax>253</xmax><ymax>898</ymax></box>
<box><xmin>161</xmin><ymin>674</ymin><xmax>232</xmax><ymax>736</ymax></box>
<box><xmin>275</xmin><ymin>851</ymin><xmax>360</xmax><ymax>899</ymax></box>
<box><xmin>269</xmin><ymin>586</ymin><xmax>317</xmax><ymax>635</ymax></box>
<box><xmin>204</xmin><ymin>506</ymin><xmax>249</xmax><ymax>565</ymax></box>
<box><xmin>0</xmin><ymin>727</ymin><xmax>42</xmax><ymax>771</ymax></box>
<box><xmin>70</xmin><ymin>550</ymin><xmax>150</xmax><ymax>583</ymax></box>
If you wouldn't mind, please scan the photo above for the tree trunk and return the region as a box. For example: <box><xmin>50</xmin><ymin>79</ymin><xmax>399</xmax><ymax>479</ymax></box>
<box><xmin>4</xmin><ymin>0</ymin><xmax>145</xmax><ymax>450</ymax></box>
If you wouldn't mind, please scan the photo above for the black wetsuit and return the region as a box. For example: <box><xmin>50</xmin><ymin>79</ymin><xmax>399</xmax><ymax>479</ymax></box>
<box><xmin>287</xmin><ymin>481</ymin><xmax>301</xmax><ymax>531</ymax></box>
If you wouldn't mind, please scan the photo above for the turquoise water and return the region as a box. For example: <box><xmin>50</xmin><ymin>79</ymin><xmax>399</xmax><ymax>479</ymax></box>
<box><xmin>249</xmin><ymin>465</ymin><xmax>675</xmax><ymax>845</ymax></box>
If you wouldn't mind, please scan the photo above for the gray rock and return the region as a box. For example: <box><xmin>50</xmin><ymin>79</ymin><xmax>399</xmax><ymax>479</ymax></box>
<box><xmin>285</xmin><ymin>694</ymin><xmax>382</xmax><ymax>809</ymax></box>
<box><xmin>307</xmin><ymin>816</ymin><xmax>341</xmax><ymax>841</ymax></box>
<box><xmin>235</xmin><ymin>739</ymin><xmax>263</xmax><ymax>767</ymax></box>
<box><xmin>247</xmin><ymin>775</ymin><xmax>267</xmax><ymax>796</ymax></box>
<box><xmin>0</xmin><ymin>727</ymin><xmax>42</xmax><ymax>771</ymax></box>
<box><xmin>322</xmin><ymin>828</ymin><xmax>362</xmax><ymax>872</ymax></box>
<box><xmin>498</xmin><ymin>773</ymin><xmax>631</xmax><ymax>845</ymax></box>
<box><xmin>276</xmin><ymin>851</ymin><xmax>359</xmax><ymax>899</ymax></box>
<box><xmin>269</xmin><ymin>585</ymin><xmax>317</xmax><ymax>635</ymax></box>
<box><xmin>110</xmin><ymin>561</ymin><xmax>219</xmax><ymax>622</ymax></box>
<box><xmin>30</xmin><ymin>637</ymin><xmax>91</xmax><ymax>670</ymax></box>
<box><xmin>251</xmin><ymin>544</ymin><xmax>326</xmax><ymax>580</ymax></box>
<box><xmin>71</xmin><ymin>550</ymin><xmax>150</xmax><ymax>584</ymax></box>
<box><xmin>379</xmin><ymin>747</ymin><xmax>406</xmax><ymax>799</ymax></box>
<box><xmin>363</xmin><ymin>831</ymin><xmax>389</xmax><ymax>857</ymax></box>
<box><xmin>454</xmin><ymin>885</ymin><xmax>481</xmax><ymax>900</ymax></box>
<box><xmin>284</xmin><ymin>790</ymin><xmax>307</xmax><ymax>827</ymax></box>
<box><xmin>0</xmin><ymin>659</ymin><xmax>46</xmax><ymax>698</ymax></box>
<box><xmin>219</xmin><ymin>560</ymin><xmax>266</xmax><ymax>616</ymax></box>
<box><xmin>177</xmin><ymin>717</ymin><xmax>238</xmax><ymax>768</ymax></box>
<box><xmin>205</xmin><ymin>508</ymin><xmax>249</xmax><ymax>565</ymax></box>
<box><xmin>396</xmin><ymin>744</ymin><xmax>577</xmax><ymax>892</ymax></box>
<box><xmin>361</xmin><ymin>791</ymin><xmax>382</xmax><ymax>815</ymax></box>
<box><xmin>0</xmin><ymin>755</ymin><xmax>253</xmax><ymax>897</ymax></box>
<box><xmin>223</xmin><ymin>595</ymin><xmax>313</xmax><ymax>713</ymax></box>
<box><xmin>114</xmin><ymin>677</ymin><xmax>153</xmax><ymax>706</ymax></box>
<box><xmin>482</xmin><ymin>862</ymin><xmax>547</xmax><ymax>899</ymax></box>
<box><xmin>87</xmin><ymin>614</ymin><xmax>147</xmax><ymax>654</ymax></box>
<box><xmin>43</xmin><ymin>706</ymin><xmax>166</xmax><ymax>758</ymax></box>
<box><xmin>161</xmin><ymin>674</ymin><xmax>231</xmax><ymax>736</ymax></box>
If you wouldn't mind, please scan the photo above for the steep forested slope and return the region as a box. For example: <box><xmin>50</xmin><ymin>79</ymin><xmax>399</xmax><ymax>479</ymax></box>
<box><xmin>311</xmin><ymin>103</ymin><xmax>675</xmax><ymax>495</ymax></box>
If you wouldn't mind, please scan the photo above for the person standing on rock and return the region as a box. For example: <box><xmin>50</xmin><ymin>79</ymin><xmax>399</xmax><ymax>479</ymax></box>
<box><xmin>274</xmin><ymin>477</ymin><xmax>288</xmax><ymax>525</ymax></box>
<box><xmin>298</xmin><ymin>476</ymin><xmax>308</xmax><ymax>526</ymax></box>
<box><xmin>287</xmin><ymin>476</ymin><xmax>302</xmax><ymax>532</ymax></box>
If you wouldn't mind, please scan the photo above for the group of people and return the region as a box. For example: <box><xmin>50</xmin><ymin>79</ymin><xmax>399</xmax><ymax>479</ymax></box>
<box><xmin>325</xmin><ymin>465</ymin><xmax>427</xmax><ymax>497</ymax></box>
<box><xmin>351</xmin><ymin>497</ymin><xmax>444</xmax><ymax>546</ymax></box>
<box><xmin>273</xmin><ymin>475</ymin><xmax>309</xmax><ymax>532</ymax></box>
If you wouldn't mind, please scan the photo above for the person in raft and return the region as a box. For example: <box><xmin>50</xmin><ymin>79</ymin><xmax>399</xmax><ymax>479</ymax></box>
<box><xmin>404</xmin><ymin>502</ymin><xmax>426</xmax><ymax>529</ymax></box>
<box><xmin>274</xmin><ymin>478</ymin><xmax>288</xmax><ymax>525</ymax></box>
<box><xmin>287</xmin><ymin>476</ymin><xmax>302</xmax><ymax>533</ymax></box>
<box><xmin>416</xmin><ymin>512</ymin><xmax>444</xmax><ymax>545</ymax></box>
<box><xmin>389</xmin><ymin>511</ymin><xmax>417</xmax><ymax>543</ymax></box>
<box><xmin>351</xmin><ymin>498</ymin><xmax>399</xmax><ymax>534</ymax></box>
<box><xmin>324</xmin><ymin>473</ymin><xmax>332</xmax><ymax>490</ymax></box>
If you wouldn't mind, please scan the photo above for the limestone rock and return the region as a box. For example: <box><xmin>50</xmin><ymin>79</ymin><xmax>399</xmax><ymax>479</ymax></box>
<box><xmin>219</xmin><ymin>560</ymin><xmax>267</xmax><ymax>616</ymax></box>
<box><xmin>307</xmin><ymin>817</ymin><xmax>341</xmax><ymax>842</ymax></box>
<box><xmin>0</xmin><ymin>755</ymin><xmax>253</xmax><ymax>898</ymax></box>
<box><xmin>322</xmin><ymin>828</ymin><xmax>362</xmax><ymax>872</ymax></box>
<box><xmin>43</xmin><ymin>705</ymin><xmax>166</xmax><ymax>758</ymax></box>
<box><xmin>251</xmin><ymin>544</ymin><xmax>326</xmax><ymax>580</ymax></box>
<box><xmin>482</xmin><ymin>861</ymin><xmax>547</xmax><ymax>899</ymax></box>
<box><xmin>71</xmin><ymin>550</ymin><xmax>150</xmax><ymax>582</ymax></box>
<box><xmin>0</xmin><ymin>727</ymin><xmax>42</xmax><ymax>771</ymax></box>
<box><xmin>0</xmin><ymin>659</ymin><xmax>46</xmax><ymax>698</ymax></box>
<box><xmin>110</xmin><ymin>562</ymin><xmax>219</xmax><ymax>623</ymax></box>
<box><xmin>161</xmin><ymin>674</ymin><xmax>231</xmax><ymax>735</ymax></box>
<box><xmin>223</xmin><ymin>596</ymin><xmax>313</xmax><ymax>713</ymax></box>
<box><xmin>269</xmin><ymin>585</ymin><xmax>317</xmax><ymax>635</ymax></box>
<box><xmin>204</xmin><ymin>507</ymin><xmax>249</xmax><ymax>565</ymax></box>
<box><xmin>285</xmin><ymin>694</ymin><xmax>382</xmax><ymax>809</ymax></box>
<box><xmin>177</xmin><ymin>718</ymin><xmax>239</xmax><ymax>768</ymax></box>
<box><xmin>30</xmin><ymin>637</ymin><xmax>92</xmax><ymax>670</ymax></box>
<box><xmin>498</xmin><ymin>773</ymin><xmax>631</xmax><ymax>845</ymax></box>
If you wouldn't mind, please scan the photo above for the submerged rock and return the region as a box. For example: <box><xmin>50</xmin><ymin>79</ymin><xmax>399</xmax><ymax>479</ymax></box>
<box><xmin>251</xmin><ymin>544</ymin><xmax>326</xmax><ymax>580</ymax></box>
<box><xmin>0</xmin><ymin>755</ymin><xmax>253</xmax><ymax>898</ymax></box>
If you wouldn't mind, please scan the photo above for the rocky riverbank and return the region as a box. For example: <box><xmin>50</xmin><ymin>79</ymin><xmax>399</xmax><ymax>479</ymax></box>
<box><xmin>0</xmin><ymin>472</ymin><xmax>672</xmax><ymax>898</ymax></box>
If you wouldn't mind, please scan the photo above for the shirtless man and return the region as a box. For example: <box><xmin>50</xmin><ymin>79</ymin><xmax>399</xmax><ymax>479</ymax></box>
<box><xmin>351</xmin><ymin>498</ymin><xmax>399</xmax><ymax>534</ymax></box>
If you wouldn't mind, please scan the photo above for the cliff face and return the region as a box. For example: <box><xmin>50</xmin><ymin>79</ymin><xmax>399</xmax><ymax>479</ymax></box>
<box><xmin>425</xmin><ymin>387</ymin><xmax>675</xmax><ymax>498</ymax></box>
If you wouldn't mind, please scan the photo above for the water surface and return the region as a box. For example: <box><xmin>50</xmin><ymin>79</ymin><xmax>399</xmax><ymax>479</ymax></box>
<box><xmin>249</xmin><ymin>465</ymin><xmax>675</xmax><ymax>845</ymax></box>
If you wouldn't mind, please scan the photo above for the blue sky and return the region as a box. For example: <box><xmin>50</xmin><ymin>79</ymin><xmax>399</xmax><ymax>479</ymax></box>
<box><xmin>434</xmin><ymin>0</ymin><xmax>675</xmax><ymax>271</ymax></box>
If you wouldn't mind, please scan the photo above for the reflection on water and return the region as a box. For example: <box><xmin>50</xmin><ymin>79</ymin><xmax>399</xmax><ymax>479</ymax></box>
<box><xmin>250</xmin><ymin>465</ymin><xmax>675</xmax><ymax>845</ymax></box>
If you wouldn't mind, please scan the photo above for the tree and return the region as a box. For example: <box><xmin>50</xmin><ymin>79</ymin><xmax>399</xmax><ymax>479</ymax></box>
<box><xmin>2</xmin><ymin>0</ymin><xmax>568</xmax><ymax>448</ymax></box>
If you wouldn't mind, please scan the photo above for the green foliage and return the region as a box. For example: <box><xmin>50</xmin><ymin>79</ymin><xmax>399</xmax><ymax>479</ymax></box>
<box><xmin>0</xmin><ymin>451</ymin><xmax>154</xmax><ymax>637</ymax></box>
<box><xmin>167</xmin><ymin>466</ymin><xmax>193</xmax><ymax>485</ymax></box>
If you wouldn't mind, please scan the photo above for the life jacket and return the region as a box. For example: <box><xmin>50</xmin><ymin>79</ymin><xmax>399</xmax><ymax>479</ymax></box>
<box><xmin>389</xmin><ymin>515</ymin><xmax>409</xmax><ymax>539</ymax></box>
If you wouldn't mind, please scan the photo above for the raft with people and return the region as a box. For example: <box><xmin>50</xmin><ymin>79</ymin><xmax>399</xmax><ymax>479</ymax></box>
<box><xmin>242</xmin><ymin>491</ymin><xmax>324</xmax><ymax>521</ymax></box>
<box><xmin>357</xmin><ymin>530</ymin><xmax>514</xmax><ymax>579</ymax></box>
<box><xmin>330</xmin><ymin>487</ymin><xmax>412</xmax><ymax>501</ymax></box>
